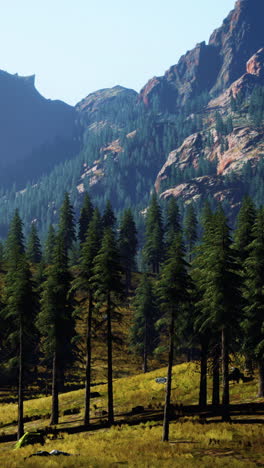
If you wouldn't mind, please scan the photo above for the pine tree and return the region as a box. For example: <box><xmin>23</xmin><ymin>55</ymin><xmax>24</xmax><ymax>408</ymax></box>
<box><xmin>143</xmin><ymin>193</ymin><xmax>164</xmax><ymax>274</ymax></box>
<box><xmin>130</xmin><ymin>274</ymin><xmax>159</xmax><ymax>373</ymax></box>
<box><xmin>233</xmin><ymin>196</ymin><xmax>256</xmax><ymax>263</ymax></box>
<box><xmin>242</xmin><ymin>208</ymin><xmax>264</xmax><ymax>397</ymax></box>
<box><xmin>165</xmin><ymin>198</ymin><xmax>181</xmax><ymax>248</ymax></box>
<box><xmin>2</xmin><ymin>213</ymin><xmax>36</xmax><ymax>439</ymax></box>
<box><xmin>118</xmin><ymin>209</ymin><xmax>138</xmax><ymax>294</ymax></box>
<box><xmin>58</xmin><ymin>192</ymin><xmax>76</xmax><ymax>253</ymax></box>
<box><xmin>233</xmin><ymin>196</ymin><xmax>256</xmax><ymax>373</ymax></box>
<box><xmin>102</xmin><ymin>200</ymin><xmax>116</xmax><ymax>230</ymax></box>
<box><xmin>74</xmin><ymin>208</ymin><xmax>102</xmax><ymax>425</ymax></box>
<box><xmin>196</xmin><ymin>206</ymin><xmax>240</xmax><ymax>421</ymax></box>
<box><xmin>37</xmin><ymin>233</ymin><xmax>76</xmax><ymax>425</ymax></box>
<box><xmin>184</xmin><ymin>204</ymin><xmax>198</xmax><ymax>262</ymax></box>
<box><xmin>44</xmin><ymin>224</ymin><xmax>56</xmax><ymax>264</ymax></box>
<box><xmin>78</xmin><ymin>192</ymin><xmax>94</xmax><ymax>244</ymax></box>
<box><xmin>91</xmin><ymin>228</ymin><xmax>124</xmax><ymax>425</ymax></box>
<box><xmin>192</xmin><ymin>206</ymin><xmax>215</xmax><ymax>408</ymax></box>
<box><xmin>156</xmin><ymin>234</ymin><xmax>190</xmax><ymax>441</ymax></box>
<box><xmin>26</xmin><ymin>223</ymin><xmax>42</xmax><ymax>263</ymax></box>
<box><xmin>5</xmin><ymin>209</ymin><xmax>25</xmax><ymax>267</ymax></box>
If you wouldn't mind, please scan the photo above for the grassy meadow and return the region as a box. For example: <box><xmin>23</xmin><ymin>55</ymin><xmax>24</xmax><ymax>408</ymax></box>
<box><xmin>0</xmin><ymin>360</ymin><xmax>264</xmax><ymax>467</ymax></box>
<box><xmin>1</xmin><ymin>420</ymin><xmax>264</xmax><ymax>467</ymax></box>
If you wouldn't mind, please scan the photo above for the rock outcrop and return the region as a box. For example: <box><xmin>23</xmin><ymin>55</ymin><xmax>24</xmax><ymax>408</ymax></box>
<box><xmin>76</xmin><ymin>85</ymin><xmax>138</xmax><ymax>127</ymax></box>
<box><xmin>140</xmin><ymin>0</ymin><xmax>264</xmax><ymax>111</ymax></box>
<box><xmin>160</xmin><ymin>175</ymin><xmax>243</xmax><ymax>208</ymax></box>
<box><xmin>156</xmin><ymin>126</ymin><xmax>264</xmax><ymax>195</ymax></box>
<box><xmin>246</xmin><ymin>48</ymin><xmax>264</xmax><ymax>77</ymax></box>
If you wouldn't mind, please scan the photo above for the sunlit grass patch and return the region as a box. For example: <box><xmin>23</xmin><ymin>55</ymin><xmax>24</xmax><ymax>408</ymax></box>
<box><xmin>0</xmin><ymin>421</ymin><xmax>263</xmax><ymax>467</ymax></box>
<box><xmin>0</xmin><ymin>360</ymin><xmax>261</xmax><ymax>431</ymax></box>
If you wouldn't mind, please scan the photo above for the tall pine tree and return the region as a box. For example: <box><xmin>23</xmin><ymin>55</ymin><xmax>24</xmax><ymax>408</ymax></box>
<box><xmin>78</xmin><ymin>192</ymin><xmax>94</xmax><ymax>244</ymax></box>
<box><xmin>74</xmin><ymin>208</ymin><xmax>102</xmax><ymax>425</ymax></box>
<box><xmin>2</xmin><ymin>211</ymin><xmax>36</xmax><ymax>439</ymax></box>
<box><xmin>91</xmin><ymin>227</ymin><xmax>124</xmax><ymax>425</ymax></box>
<box><xmin>143</xmin><ymin>193</ymin><xmax>164</xmax><ymax>274</ymax></box>
<box><xmin>157</xmin><ymin>234</ymin><xmax>190</xmax><ymax>441</ymax></box>
<box><xmin>58</xmin><ymin>192</ymin><xmax>76</xmax><ymax>253</ymax></box>
<box><xmin>26</xmin><ymin>223</ymin><xmax>42</xmax><ymax>263</ymax></box>
<box><xmin>242</xmin><ymin>208</ymin><xmax>264</xmax><ymax>397</ymax></box>
<box><xmin>37</xmin><ymin>233</ymin><xmax>76</xmax><ymax>425</ymax></box>
<box><xmin>118</xmin><ymin>209</ymin><xmax>137</xmax><ymax>294</ymax></box>
<box><xmin>130</xmin><ymin>274</ymin><xmax>159</xmax><ymax>373</ymax></box>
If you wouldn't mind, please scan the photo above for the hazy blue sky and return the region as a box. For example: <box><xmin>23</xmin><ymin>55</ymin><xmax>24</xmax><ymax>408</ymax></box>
<box><xmin>0</xmin><ymin>0</ymin><xmax>235</xmax><ymax>105</ymax></box>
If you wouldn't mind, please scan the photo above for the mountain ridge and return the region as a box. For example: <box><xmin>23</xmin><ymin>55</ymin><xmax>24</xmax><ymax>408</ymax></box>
<box><xmin>0</xmin><ymin>0</ymin><xmax>264</xmax><ymax>236</ymax></box>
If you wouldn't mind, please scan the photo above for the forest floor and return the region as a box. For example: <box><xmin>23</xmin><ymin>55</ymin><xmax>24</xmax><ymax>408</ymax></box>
<box><xmin>1</xmin><ymin>362</ymin><xmax>264</xmax><ymax>467</ymax></box>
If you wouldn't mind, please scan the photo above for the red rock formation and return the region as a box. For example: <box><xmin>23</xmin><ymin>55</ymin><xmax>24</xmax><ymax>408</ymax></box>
<box><xmin>140</xmin><ymin>0</ymin><xmax>264</xmax><ymax>112</ymax></box>
<box><xmin>246</xmin><ymin>48</ymin><xmax>264</xmax><ymax>77</ymax></box>
<box><xmin>155</xmin><ymin>126</ymin><xmax>264</xmax><ymax>197</ymax></box>
<box><xmin>160</xmin><ymin>175</ymin><xmax>243</xmax><ymax>208</ymax></box>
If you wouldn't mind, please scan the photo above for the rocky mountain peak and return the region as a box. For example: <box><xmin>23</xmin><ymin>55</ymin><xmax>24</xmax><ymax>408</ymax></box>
<box><xmin>140</xmin><ymin>0</ymin><xmax>264</xmax><ymax>112</ymax></box>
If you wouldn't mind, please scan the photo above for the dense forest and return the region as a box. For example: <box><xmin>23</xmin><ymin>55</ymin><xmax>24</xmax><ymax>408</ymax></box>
<box><xmin>1</xmin><ymin>191</ymin><xmax>264</xmax><ymax>441</ymax></box>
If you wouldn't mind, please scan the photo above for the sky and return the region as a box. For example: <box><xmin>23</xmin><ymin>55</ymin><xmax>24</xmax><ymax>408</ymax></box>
<box><xmin>0</xmin><ymin>0</ymin><xmax>235</xmax><ymax>105</ymax></box>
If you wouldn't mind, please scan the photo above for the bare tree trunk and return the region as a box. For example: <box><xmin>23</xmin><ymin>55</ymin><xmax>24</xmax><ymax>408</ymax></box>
<box><xmin>143</xmin><ymin>316</ymin><xmax>148</xmax><ymax>373</ymax></box>
<box><xmin>84</xmin><ymin>293</ymin><xmax>93</xmax><ymax>426</ymax></box>
<box><xmin>17</xmin><ymin>317</ymin><xmax>24</xmax><ymax>440</ymax></box>
<box><xmin>221</xmin><ymin>327</ymin><xmax>230</xmax><ymax>422</ymax></box>
<box><xmin>212</xmin><ymin>343</ymin><xmax>220</xmax><ymax>406</ymax></box>
<box><xmin>258</xmin><ymin>361</ymin><xmax>264</xmax><ymax>397</ymax></box>
<box><xmin>107</xmin><ymin>292</ymin><xmax>114</xmax><ymax>425</ymax></box>
<box><xmin>199</xmin><ymin>339</ymin><xmax>207</xmax><ymax>409</ymax></box>
<box><xmin>162</xmin><ymin>312</ymin><xmax>174</xmax><ymax>442</ymax></box>
<box><xmin>58</xmin><ymin>367</ymin><xmax>65</xmax><ymax>393</ymax></box>
<box><xmin>125</xmin><ymin>269</ymin><xmax>131</xmax><ymax>296</ymax></box>
<box><xmin>50</xmin><ymin>349</ymin><xmax>59</xmax><ymax>425</ymax></box>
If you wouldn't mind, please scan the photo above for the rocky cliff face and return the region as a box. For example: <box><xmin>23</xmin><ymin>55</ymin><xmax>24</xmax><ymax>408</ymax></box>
<box><xmin>0</xmin><ymin>70</ymin><xmax>77</xmax><ymax>166</ymax></box>
<box><xmin>140</xmin><ymin>0</ymin><xmax>264</xmax><ymax>111</ymax></box>
<box><xmin>155</xmin><ymin>45</ymin><xmax>264</xmax><ymax>206</ymax></box>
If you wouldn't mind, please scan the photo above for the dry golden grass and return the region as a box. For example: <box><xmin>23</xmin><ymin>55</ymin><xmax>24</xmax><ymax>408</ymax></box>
<box><xmin>0</xmin><ymin>357</ymin><xmax>263</xmax><ymax>467</ymax></box>
<box><xmin>1</xmin><ymin>421</ymin><xmax>264</xmax><ymax>467</ymax></box>
<box><xmin>0</xmin><ymin>361</ymin><xmax>261</xmax><ymax>431</ymax></box>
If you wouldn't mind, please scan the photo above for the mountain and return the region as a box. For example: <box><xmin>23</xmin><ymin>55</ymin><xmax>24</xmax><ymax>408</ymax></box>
<box><xmin>140</xmin><ymin>0</ymin><xmax>264</xmax><ymax>110</ymax></box>
<box><xmin>0</xmin><ymin>70</ymin><xmax>79</xmax><ymax>189</ymax></box>
<box><xmin>0</xmin><ymin>0</ymin><xmax>264</xmax><ymax>238</ymax></box>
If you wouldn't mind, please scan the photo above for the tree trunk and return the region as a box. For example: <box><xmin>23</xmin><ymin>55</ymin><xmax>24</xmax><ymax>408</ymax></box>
<box><xmin>50</xmin><ymin>349</ymin><xmax>59</xmax><ymax>425</ymax></box>
<box><xmin>258</xmin><ymin>361</ymin><xmax>264</xmax><ymax>397</ymax></box>
<box><xmin>58</xmin><ymin>367</ymin><xmax>65</xmax><ymax>393</ymax></box>
<box><xmin>17</xmin><ymin>316</ymin><xmax>24</xmax><ymax>440</ymax></box>
<box><xmin>212</xmin><ymin>344</ymin><xmax>220</xmax><ymax>406</ymax></box>
<box><xmin>221</xmin><ymin>327</ymin><xmax>230</xmax><ymax>422</ymax></box>
<box><xmin>84</xmin><ymin>293</ymin><xmax>93</xmax><ymax>426</ymax></box>
<box><xmin>125</xmin><ymin>269</ymin><xmax>131</xmax><ymax>296</ymax></box>
<box><xmin>107</xmin><ymin>292</ymin><xmax>114</xmax><ymax>425</ymax></box>
<box><xmin>199</xmin><ymin>340</ymin><xmax>207</xmax><ymax>409</ymax></box>
<box><xmin>162</xmin><ymin>312</ymin><xmax>174</xmax><ymax>442</ymax></box>
<box><xmin>143</xmin><ymin>316</ymin><xmax>148</xmax><ymax>373</ymax></box>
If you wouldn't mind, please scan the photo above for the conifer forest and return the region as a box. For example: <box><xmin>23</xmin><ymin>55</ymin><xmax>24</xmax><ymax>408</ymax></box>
<box><xmin>1</xmin><ymin>191</ymin><xmax>264</xmax><ymax>444</ymax></box>
<box><xmin>2</xmin><ymin>0</ymin><xmax>264</xmax><ymax>465</ymax></box>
